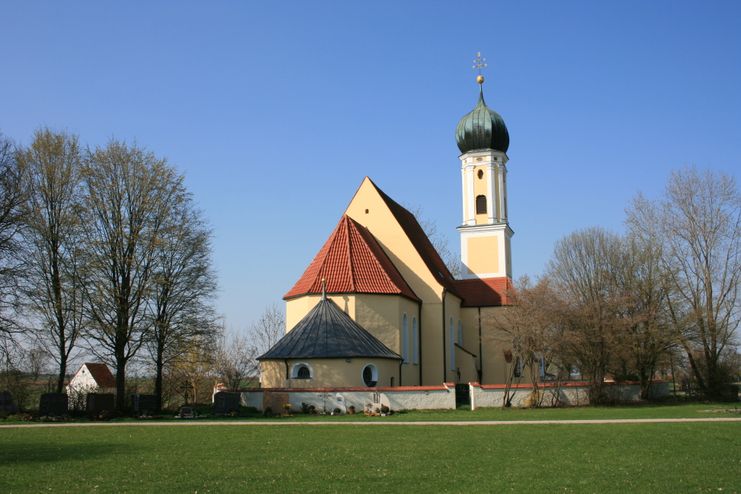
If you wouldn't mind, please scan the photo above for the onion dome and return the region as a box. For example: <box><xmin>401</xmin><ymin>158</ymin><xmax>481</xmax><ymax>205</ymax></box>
<box><xmin>455</xmin><ymin>78</ymin><xmax>509</xmax><ymax>154</ymax></box>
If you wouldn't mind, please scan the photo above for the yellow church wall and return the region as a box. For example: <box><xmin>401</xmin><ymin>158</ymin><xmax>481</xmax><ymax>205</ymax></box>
<box><xmin>344</xmin><ymin>178</ymin><xmax>444</xmax><ymax>304</ymax></box>
<box><xmin>285</xmin><ymin>295</ymin><xmax>356</xmax><ymax>332</ymax></box>
<box><xmin>443</xmin><ymin>292</ymin><xmax>465</xmax><ymax>383</ymax></box>
<box><xmin>354</xmin><ymin>294</ymin><xmax>421</xmax><ymax>386</ymax></box>
<box><xmin>478</xmin><ymin>306</ymin><xmax>539</xmax><ymax>385</ymax></box>
<box><xmin>459</xmin><ymin>307</ymin><xmax>482</xmax><ymax>383</ymax></box>
<box><xmin>344</xmin><ymin>178</ymin><xmax>455</xmax><ymax>386</ymax></box>
<box><xmin>466</xmin><ymin>236</ymin><xmax>499</xmax><ymax>274</ymax></box>
<box><xmin>420</xmin><ymin>302</ymin><xmax>444</xmax><ymax>385</ymax></box>
<box><xmin>260</xmin><ymin>358</ymin><xmax>401</xmax><ymax>389</ymax></box>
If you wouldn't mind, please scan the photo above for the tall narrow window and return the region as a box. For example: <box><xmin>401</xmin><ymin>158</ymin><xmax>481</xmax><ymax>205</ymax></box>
<box><xmin>449</xmin><ymin>318</ymin><xmax>455</xmax><ymax>371</ymax></box>
<box><xmin>401</xmin><ymin>314</ymin><xmax>409</xmax><ymax>363</ymax></box>
<box><xmin>475</xmin><ymin>195</ymin><xmax>487</xmax><ymax>214</ymax></box>
<box><xmin>412</xmin><ymin>317</ymin><xmax>419</xmax><ymax>365</ymax></box>
<box><xmin>457</xmin><ymin>321</ymin><xmax>463</xmax><ymax>346</ymax></box>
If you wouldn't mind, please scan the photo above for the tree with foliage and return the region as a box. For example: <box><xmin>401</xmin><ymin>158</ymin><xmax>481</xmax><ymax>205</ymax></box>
<box><xmin>17</xmin><ymin>129</ymin><xmax>86</xmax><ymax>393</ymax></box>
<box><xmin>146</xmin><ymin>200</ymin><xmax>218</xmax><ymax>412</ymax></box>
<box><xmin>80</xmin><ymin>141</ymin><xmax>186</xmax><ymax>411</ymax></box>
<box><xmin>628</xmin><ymin>168</ymin><xmax>740</xmax><ymax>399</ymax></box>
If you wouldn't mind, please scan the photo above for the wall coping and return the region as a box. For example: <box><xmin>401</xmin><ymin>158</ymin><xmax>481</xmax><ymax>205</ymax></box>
<box><xmin>469</xmin><ymin>380</ymin><xmax>664</xmax><ymax>390</ymax></box>
<box><xmin>242</xmin><ymin>384</ymin><xmax>452</xmax><ymax>393</ymax></box>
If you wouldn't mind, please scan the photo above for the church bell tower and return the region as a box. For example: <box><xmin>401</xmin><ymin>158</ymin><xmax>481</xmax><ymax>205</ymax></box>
<box><xmin>455</xmin><ymin>55</ymin><xmax>512</xmax><ymax>280</ymax></box>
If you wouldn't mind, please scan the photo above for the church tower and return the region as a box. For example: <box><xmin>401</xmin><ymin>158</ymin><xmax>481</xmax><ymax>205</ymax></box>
<box><xmin>455</xmin><ymin>64</ymin><xmax>512</xmax><ymax>280</ymax></box>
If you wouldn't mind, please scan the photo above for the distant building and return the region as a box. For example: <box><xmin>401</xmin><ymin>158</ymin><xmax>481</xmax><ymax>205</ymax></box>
<box><xmin>66</xmin><ymin>362</ymin><xmax>116</xmax><ymax>409</ymax></box>
<box><xmin>258</xmin><ymin>75</ymin><xmax>522</xmax><ymax>388</ymax></box>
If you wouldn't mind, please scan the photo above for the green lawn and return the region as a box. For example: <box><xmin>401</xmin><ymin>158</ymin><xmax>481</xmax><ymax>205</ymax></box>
<box><xmin>263</xmin><ymin>402</ymin><xmax>741</xmax><ymax>421</ymax></box>
<box><xmin>1</xmin><ymin>421</ymin><xmax>740</xmax><ymax>493</ymax></box>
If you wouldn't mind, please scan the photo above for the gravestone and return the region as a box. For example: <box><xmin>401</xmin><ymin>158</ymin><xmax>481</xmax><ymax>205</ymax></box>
<box><xmin>39</xmin><ymin>393</ymin><xmax>68</xmax><ymax>416</ymax></box>
<box><xmin>86</xmin><ymin>393</ymin><xmax>115</xmax><ymax>418</ymax></box>
<box><xmin>213</xmin><ymin>391</ymin><xmax>240</xmax><ymax>415</ymax></box>
<box><xmin>131</xmin><ymin>394</ymin><xmax>157</xmax><ymax>415</ymax></box>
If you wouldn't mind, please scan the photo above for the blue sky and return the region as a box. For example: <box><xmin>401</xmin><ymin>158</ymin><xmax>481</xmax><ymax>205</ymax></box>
<box><xmin>2</xmin><ymin>1</ymin><xmax>739</xmax><ymax>332</ymax></box>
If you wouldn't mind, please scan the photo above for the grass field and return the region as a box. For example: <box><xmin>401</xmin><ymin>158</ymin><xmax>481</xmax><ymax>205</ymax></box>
<box><xmin>2</xmin><ymin>407</ymin><xmax>740</xmax><ymax>493</ymax></box>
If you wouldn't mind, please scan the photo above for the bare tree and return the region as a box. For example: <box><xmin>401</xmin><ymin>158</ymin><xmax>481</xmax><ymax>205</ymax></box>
<box><xmin>146</xmin><ymin>201</ymin><xmax>218</xmax><ymax>412</ymax></box>
<box><xmin>489</xmin><ymin>276</ymin><xmax>566</xmax><ymax>407</ymax></box>
<box><xmin>247</xmin><ymin>304</ymin><xmax>284</xmax><ymax>357</ymax></box>
<box><xmin>612</xmin><ymin>235</ymin><xmax>675</xmax><ymax>398</ymax></box>
<box><xmin>17</xmin><ymin>129</ymin><xmax>86</xmax><ymax>392</ymax></box>
<box><xmin>214</xmin><ymin>330</ymin><xmax>258</xmax><ymax>391</ymax></box>
<box><xmin>164</xmin><ymin>332</ymin><xmax>218</xmax><ymax>406</ymax></box>
<box><xmin>628</xmin><ymin>168</ymin><xmax>740</xmax><ymax>398</ymax></box>
<box><xmin>80</xmin><ymin>141</ymin><xmax>186</xmax><ymax>411</ymax></box>
<box><xmin>0</xmin><ymin>133</ymin><xmax>26</xmax><ymax>347</ymax></box>
<box><xmin>548</xmin><ymin>227</ymin><xmax>623</xmax><ymax>403</ymax></box>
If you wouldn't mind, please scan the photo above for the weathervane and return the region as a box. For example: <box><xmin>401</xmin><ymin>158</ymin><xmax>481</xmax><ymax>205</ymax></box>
<box><xmin>473</xmin><ymin>51</ymin><xmax>487</xmax><ymax>85</ymax></box>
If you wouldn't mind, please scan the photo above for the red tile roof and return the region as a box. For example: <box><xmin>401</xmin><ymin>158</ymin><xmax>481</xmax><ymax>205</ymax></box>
<box><xmin>453</xmin><ymin>277</ymin><xmax>511</xmax><ymax>307</ymax></box>
<box><xmin>368</xmin><ymin>179</ymin><xmax>462</xmax><ymax>299</ymax></box>
<box><xmin>83</xmin><ymin>363</ymin><xmax>116</xmax><ymax>388</ymax></box>
<box><xmin>284</xmin><ymin>215</ymin><xmax>420</xmax><ymax>302</ymax></box>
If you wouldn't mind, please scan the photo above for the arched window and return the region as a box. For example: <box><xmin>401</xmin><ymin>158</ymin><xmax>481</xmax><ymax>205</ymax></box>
<box><xmin>476</xmin><ymin>195</ymin><xmax>487</xmax><ymax>215</ymax></box>
<box><xmin>514</xmin><ymin>357</ymin><xmax>523</xmax><ymax>378</ymax></box>
<box><xmin>449</xmin><ymin>318</ymin><xmax>456</xmax><ymax>371</ymax></box>
<box><xmin>477</xmin><ymin>169</ymin><xmax>484</xmax><ymax>179</ymax></box>
<box><xmin>412</xmin><ymin>317</ymin><xmax>419</xmax><ymax>365</ymax></box>
<box><xmin>401</xmin><ymin>314</ymin><xmax>409</xmax><ymax>363</ymax></box>
<box><xmin>362</xmin><ymin>364</ymin><xmax>378</xmax><ymax>387</ymax></box>
<box><xmin>291</xmin><ymin>363</ymin><xmax>312</xmax><ymax>379</ymax></box>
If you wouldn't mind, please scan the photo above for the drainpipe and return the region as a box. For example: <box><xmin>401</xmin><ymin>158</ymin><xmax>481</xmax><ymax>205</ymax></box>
<box><xmin>441</xmin><ymin>289</ymin><xmax>447</xmax><ymax>384</ymax></box>
<box><xmin>478</xmin><ymin>307</ymin><xmax>483</xmax><ymax>383</ymax></box>
<box><xmin>417</xmin><ymin>300</ymin><xmax>423</xmax><ymax>385</ymax></box>
<box><xmin>398</xmin><ymin>359</ymin><xmax>403</xmax><ymax>387</ymax></box>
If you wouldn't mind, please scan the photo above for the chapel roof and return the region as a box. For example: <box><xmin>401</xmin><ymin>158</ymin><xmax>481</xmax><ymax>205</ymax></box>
<box><xmin>368</xmin><ymin>179</ymin><xmax>462</xmax><ymax>299</ymax></box>
<box><xmin>82</xmin><ymin>363</ymin><xmax>115</xmax><ymax>388</ymax></box>
<box><xmin>257</xmin><ymin>298</ymin><xmax>401</xmax><ymax>360</ymax></box>
<box><xmin>453</xmin><ymin>277</ymin><xmax>511</xmax><ymax>307</ymax></box>
<box><xmin>283</xmin><ymin>214</ymin><xmax>420</xmax><ymax>302</ymax></box>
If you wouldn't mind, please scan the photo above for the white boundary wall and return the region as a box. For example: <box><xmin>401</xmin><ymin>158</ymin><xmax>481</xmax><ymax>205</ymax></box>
<box><xmin>241</xmin><ymin>384</ymin><xmax>456</xmax><ymax>413</ymax></box>
<box><xmin>470</xmin><ymin>382</ymin><xmax>670</xmax><ymax>410</ymax></box>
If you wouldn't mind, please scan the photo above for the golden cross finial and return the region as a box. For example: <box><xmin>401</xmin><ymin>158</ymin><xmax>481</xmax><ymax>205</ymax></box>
<box><xmin>473</xmin><ymin>51</ymin><xmax>487</xmax><ymax>85</ymax></box>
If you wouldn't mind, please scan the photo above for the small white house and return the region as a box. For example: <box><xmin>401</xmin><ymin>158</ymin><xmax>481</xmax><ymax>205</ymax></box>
<box><xmin>66</xmin><ymin>362</ymin><xmax>116</xmax><ymax>410</ymax></box>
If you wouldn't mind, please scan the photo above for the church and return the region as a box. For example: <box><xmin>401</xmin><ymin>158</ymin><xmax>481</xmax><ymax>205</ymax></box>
<box><xmin>258</xmin><ymin>72</ymin><xmax>518</xmax><ymax>389</ymax></box>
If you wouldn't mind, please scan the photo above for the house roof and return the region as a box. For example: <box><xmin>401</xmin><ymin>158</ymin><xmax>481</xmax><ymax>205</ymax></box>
<box><xmin>284</xmin><ymin>215</ymin><xmax>420</xmax><ymax>302</ymax></box>
<box><xmin>453</xmin><ymin>277</ymin><xmax>511</xmax><ymax>307</ymax></box>
<box><xmin>367</xmin><ymin>178</ymin><xmax>462</xmax><ymax>299</ymax></box>
<box><xmin>258</xmin><ymin>298</ymin><xmax>401</xmax><ymax>361</ymax></box>
<box><xmin>83</xmin><ymin>363</ymin><xmax>116</xmax><ymax>388</ymax></box>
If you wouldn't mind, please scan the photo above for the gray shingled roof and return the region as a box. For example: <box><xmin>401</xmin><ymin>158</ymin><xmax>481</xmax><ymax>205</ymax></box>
<box><xmin>257</xmin><ymin>298</ymin><xmax>401</xmax><ymax>360</ymax></box>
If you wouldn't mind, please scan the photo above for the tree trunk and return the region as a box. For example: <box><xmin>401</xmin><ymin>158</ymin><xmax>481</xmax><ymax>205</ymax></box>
<box><xmin>154</xmin><ymin>346</ymin><xmax>164</xmax><ymax>413</ymax></box>
<box><xmin>115</xmin><ymin>349</ymin><xmax>126</xmax><ymax>412</ymax></box>
<box><xmin>56</xmin><ymin>355</ymin><xmax>67</xmax><ymax>394</ymax></box>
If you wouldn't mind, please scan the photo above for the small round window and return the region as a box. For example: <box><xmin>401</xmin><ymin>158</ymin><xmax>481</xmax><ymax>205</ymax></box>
<box><xmin>477</xmin><ymin>169</ymin><xmax>484</xmax><ymax>179</ymax></box>
<box><xmin>362</xmin><ymin>364</ymin><xmax>378</xmax><ymax>387</ymax></box>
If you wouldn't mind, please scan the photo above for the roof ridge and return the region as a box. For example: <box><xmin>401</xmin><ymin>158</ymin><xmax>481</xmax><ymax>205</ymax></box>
<box><xmin>344</xmin><ymin>216</ymin><xmax>356</xmax><ymax>293</ymax></box>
